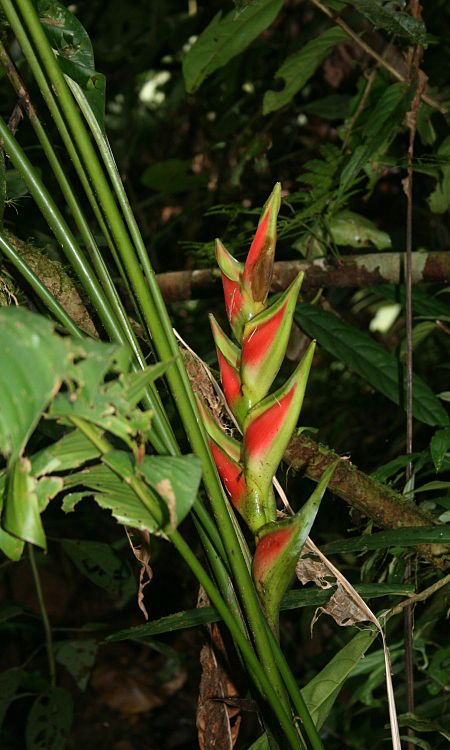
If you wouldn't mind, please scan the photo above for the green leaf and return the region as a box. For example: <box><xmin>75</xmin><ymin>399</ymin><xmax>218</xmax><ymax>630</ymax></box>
<box><xmin>345</xmin><ymin>1</ymin><xmax>428</xmax><ymax>46</ymax></box>
<box><xmin>0</xmin><ymin>308</ymin><xmax>69</xmax><ymax>463</ymax></box>
<box><xmin>263</xmin><ymin>27</ymin><xmax>348</xmax><ymax>115</ymax></box>
<box><xmin>61</xmin><ymin>539</ymin><xmax>136</xmax><ymax>599</ymax></box>
<box><xmin>320</xmin><ymin>526</ymin><xmax>450</xmax><ymax>555</ymax></box>
<box><xmin>105</xmin><ymin>583</ymin><xmax>409</xmax><ymax>642</ymax></box>
<box><xmin>141</xmin><ymin>159</ymin><xmax>209</xmax><ymax>194</ymax></box>
<box><xmin>31</xmin><ymin>429</ymin><xmax>102</xmax><ymax>477</ymax></box>
<box><xmin>54</xmin><ymin>640</ymin><xmax>97</xmax><ymax>691</ymax></box>
<box><xmin>295</xmin><ymin>303</ymin><xmax>449</xmax><ymax>427</ymax></box>
<box><xmin>427</xmin><ymin>136</ymin><xmax>450</xmax><ymax>214</ymax></box>
<box><xmin>339</xmin><ymin>83</ymin><xmax>413</xmax><ymax>193</ymax></box>
<box><xmin>0</xmin><ymin>668</ymin><xmax>23</xmax><ymax>726</ymax></box>
<box><xmin>430</xmin><ymin>428</ymin><xmax>450</xmax><ymax>472</ymax></box>
<box><xmin>182</xmin><ymin>0</ymin><xmax>283</xmax><ymax>93</ymax></box>
<box><xmin>38</xmin><ymin>0</ymin><xmax>106</xmax><ymax>128</ymax></box>
<box><xmin>328</xmin><ymin>210</ymin><xmax>391</xmax><ymax>250</ymax></box>
<box><xmin>4</xmin><ymin>458</ymin><xmax>46</xmax><ymax>549</ymax></box>
<box><xmin>0</xmin><ymin>604</ymin><xmax>23</xmax><ymax>624</ymax></box>
<box><xmin>302</xmin><ymin>627</ymin><xmax>378</xmax><ymax>728</ymax></box>
<box><xmin>25</xmin><ymin>687</ymin><xmax>73</xmax><ymax>750</ymax></box>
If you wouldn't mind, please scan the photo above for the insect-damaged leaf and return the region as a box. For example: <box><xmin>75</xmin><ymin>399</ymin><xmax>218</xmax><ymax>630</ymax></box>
<box><xmin>26</xmin><ymin>686</ymin><xmax>73</xmax><ymax>750</ymax></box>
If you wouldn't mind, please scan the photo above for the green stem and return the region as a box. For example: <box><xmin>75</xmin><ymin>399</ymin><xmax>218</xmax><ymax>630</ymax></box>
<box><xmin>69</xmin><ymin>417</ymin><xmax>304</xmax><ymax>750</ymax></box>
<box><xmin>8</xmin><ymin>0</ymin><xmax>292</xmax><ymax>715</ymax></box>
<box><xmin>28</xmin><ymin>543</ymin><xmax>56</xmax><ymax>687</ymax></box>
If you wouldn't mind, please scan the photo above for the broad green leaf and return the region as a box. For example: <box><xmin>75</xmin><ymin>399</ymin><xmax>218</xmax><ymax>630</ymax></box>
<box><xmin>344</xmin><ymin>1</ymin><xmax>427</xmax><ymax>45</ymax></box>
<box><xmin>302</xmin><ymin>627</ymin><xmax>378</xmax><ymax>728</ymax></box>
<box><xmin>62</xmin><ymin>451</ymin><xmax>201</xmax><ymax>534</ymax></box>
<box><xmin>430</xmin><ymin>428</ymin><xmax>450</xmax><ymax>472</ymax></box>
<box><xmin>0</xmin><ymin>668</ymin><xmax>23</xmax><ymax>725</ymax></box>
<box><xmin>340</xmin><ymin>83</ymin><xmax>413</xmax><ymax>193</ymax></box>
<box><xmin>263</xmin><ymin>27</ymin><xmax>347</xmax><ymax>115</ymax></box>
<box><xmin>31</xmin><ymin>430</ymin><xmax>101</xmax><ymax>477</ymax></box>
<box><xmin>38</xmin><ymin>0</ymin><xmax>106</xmax><ymax>128</ymax></box>
<box><xmin>105</xmin><ymin>450</ymin><xmax>202</xmax><ymax>530</ymax></box>
<box><xmin>182</xmin><ymin>0</ymin><xmax>283</xmax><ymax>93</ymax></box>
<box><xmin>0</xmin><ymin>527</ymin><xmax>24</xmax><ymax>562</ymax></box>
<box><xmin>328</xmin><ymin>210</ymin><xmax>391</xmax><ymax>250</ymax></box>
<box><xmin>62</xmin><ymin>463</ymin><xmax>160</xmax><ymax>531</ymax></box>
<box><xmin>141</xmin><ymin>159</ymin><xmax>209</xmax><ymax>194</ymax></box>
<box><xmin>105</xmin><ymin>583</ymin><xmax>411</xmax><ymax>642</ymax></box>
<box><xmin>320</xmin><ymin>526</ymin><xmax>450</xmax><ymax>555</ymax></box>
<box><xmin>0</xmin><ymin>308</ymin><xmax>69</xmax><ymax>462</ymax></box>
<box><xmin>61</xmin><ymin>539</ymin><xmax>136</xmax><ymax>599</ymax></box>
<box><xmin>25</xmin><ymin>687</ymin><xmax>73</xmax><ymax>750</ymax></box>
<box><xmin>295</xmin><ymin>303</ymin><xmax>449</xmax><ymax>427</ymax></box>
<box><xmin>54</xmin><ymin>640</ymin><xmax>97</xmax><ymax>691</ymax></box>
<box><xmin>4</xmin><ymin>458</ymin><xmax>46</xmax><ymax>548</ymax></box>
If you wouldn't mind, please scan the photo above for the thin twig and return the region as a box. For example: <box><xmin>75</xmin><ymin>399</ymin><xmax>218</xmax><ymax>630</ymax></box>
<box><xmin>341</xmin><ymin>67</ymin><xmax>378</xmax><ymax>152</ymax></box>
<box><xmin>28</xmin><ymin>543</ymin><xmax>56</xmax><ymax>687</ymax></box>
<box><xmin>310</xmin><ymin>0</ymin><xmax>446</xmax><ymax>114</ymax></box>
<box><xmin>387</xmin><ymin>571</ymin><xmax>450</xmax><ymax>619</ymax></box>
<box><xmin>403</xmin><ymin>5</ymin><xmax>428</xmax><ymax>742</ymax></box>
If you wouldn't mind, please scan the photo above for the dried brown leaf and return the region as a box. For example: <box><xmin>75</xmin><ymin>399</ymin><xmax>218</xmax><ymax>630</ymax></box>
<box><xmin>125</xmin><ymin>528</ymin><xmax>153</xmax><ymax>620</ymax></box>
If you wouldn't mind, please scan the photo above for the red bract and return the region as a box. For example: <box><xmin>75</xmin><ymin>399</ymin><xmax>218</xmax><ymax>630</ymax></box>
<box><xmin>243</xmin><ymin>183</ymin><xmax>281</xmax><ymax>305</ymax></box>
<box><xmin>208</xmin><ymin>438</ymin><xmax>246</xmax><ymax>515</ymax></box>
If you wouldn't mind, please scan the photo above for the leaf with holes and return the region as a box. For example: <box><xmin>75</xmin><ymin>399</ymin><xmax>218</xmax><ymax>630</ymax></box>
<box><xmin>61</xmin><ymin>539</ymin><xmax>136</xmax><ymax>600</ymax></box>
<box><xmin>25</xmin><ymin>687</ymin><xmax>73</xmax><ymax>750</ymax></box>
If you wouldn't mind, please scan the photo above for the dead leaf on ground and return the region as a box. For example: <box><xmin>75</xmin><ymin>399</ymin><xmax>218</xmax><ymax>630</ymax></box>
<box><xmin>196</xmin><ymin>588</ymin><xmax>242</xmax><ymax>750</ymax></box>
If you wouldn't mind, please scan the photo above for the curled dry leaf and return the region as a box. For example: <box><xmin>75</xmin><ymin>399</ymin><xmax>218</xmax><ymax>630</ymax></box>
<box><xmin>125</xmin><ymin>528</ymin><xmax>153</xmax><ymax>620</ymax></box>
<box><xmin>196</xmin><ymin>587</ymin><xmax>242</xmax><ymax>750</ymax></box>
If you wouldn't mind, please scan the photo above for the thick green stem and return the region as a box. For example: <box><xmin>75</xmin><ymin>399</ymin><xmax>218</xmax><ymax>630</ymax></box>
<box><xmin>70</xmin><ymin>417</ymin><xmax>304</xmax><ymax>750</ymax></box>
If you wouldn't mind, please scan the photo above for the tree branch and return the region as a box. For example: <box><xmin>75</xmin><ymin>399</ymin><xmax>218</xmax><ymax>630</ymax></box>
<box><xmin>284</xmin><ymin>433</ymin><xmax>449</xmax><ymax>569</ymax></box>
<box><xmin>156</xmin><ymin>252</ymin><xmax>450</xmax><ymax>303</ymax></box>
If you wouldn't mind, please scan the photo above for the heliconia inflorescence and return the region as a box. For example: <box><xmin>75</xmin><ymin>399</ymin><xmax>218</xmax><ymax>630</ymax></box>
<box><xmin>200</xmin><ymin>183</ymin><xmax>336</xmax><ymax>635</ymax></box>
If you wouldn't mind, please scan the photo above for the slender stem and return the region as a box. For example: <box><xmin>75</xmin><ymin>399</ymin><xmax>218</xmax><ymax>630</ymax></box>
<box><xmin>28</xmin><ymin>544</ymin><xmax>56</xmax><ymax>687</ymax></box>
